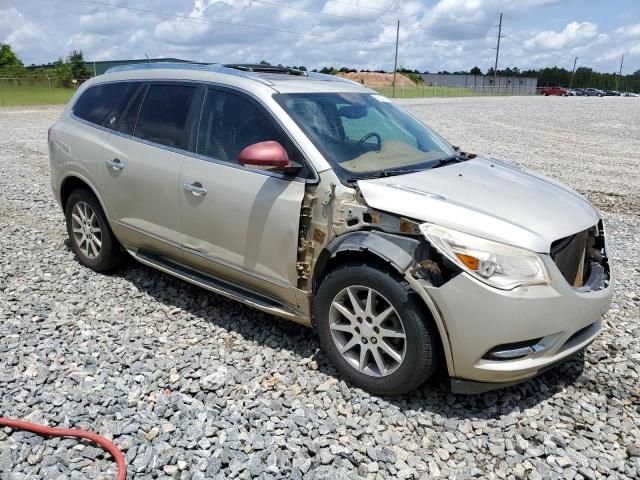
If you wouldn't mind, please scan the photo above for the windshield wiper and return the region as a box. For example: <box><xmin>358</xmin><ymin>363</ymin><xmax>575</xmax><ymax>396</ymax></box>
<box><xmin>346</xmin><ymin>167</ymin><xmax>426</xmax><ymax>183</ymax></box>
<box><xmin>430</xmin><ymin>155</ymin><xmax>468</xmax><ymax>169</ymax></box>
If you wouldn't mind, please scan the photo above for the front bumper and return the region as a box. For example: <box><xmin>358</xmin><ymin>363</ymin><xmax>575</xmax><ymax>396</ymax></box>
<box><xmin>418</xmin><ymin>255</ymin><xmax>612</xmax><ymax>385</ymax></box>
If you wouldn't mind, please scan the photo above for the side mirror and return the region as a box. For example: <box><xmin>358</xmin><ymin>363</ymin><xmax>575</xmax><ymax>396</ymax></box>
<box><xmin>238</xmin><ymin>141</ymin><xmax>295</xmax><ymax>172</ymax></box>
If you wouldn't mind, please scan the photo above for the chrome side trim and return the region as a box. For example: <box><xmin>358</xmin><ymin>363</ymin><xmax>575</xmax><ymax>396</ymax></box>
<box><xmin>129</xmin><ymin>248</ymin><xmax>310</xmax><ymax>326</ymax></box>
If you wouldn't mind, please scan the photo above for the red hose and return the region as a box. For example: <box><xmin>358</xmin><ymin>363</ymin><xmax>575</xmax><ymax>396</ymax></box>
<box><xmin>0</xmin><ymin>417</ymin><xmax>127</xmax><ymax>480</ymax></box>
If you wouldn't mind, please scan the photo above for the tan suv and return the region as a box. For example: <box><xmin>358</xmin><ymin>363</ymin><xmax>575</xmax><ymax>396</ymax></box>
<box><xmin>49</xmin><ymin>63</ymin><xmax>612</xmax><ymax>395</ymax></box>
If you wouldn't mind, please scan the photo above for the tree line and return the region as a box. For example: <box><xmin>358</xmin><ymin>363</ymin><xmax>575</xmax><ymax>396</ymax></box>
<box><xmin>310</xmin><ymin>64</ymin><xmax>640</xmax><ymax>92</ymax></box>
<box><xmin>0</xmin><ymin>44</ymin><xmax>90</xmax><ymax>87</ymax></box>
<box><xmin>2</xmin><ymin>44</ymin><xmax>638</xmax><ymax>92</ymax></box>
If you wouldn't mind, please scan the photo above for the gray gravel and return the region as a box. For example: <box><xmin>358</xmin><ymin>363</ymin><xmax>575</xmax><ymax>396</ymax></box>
<box><xmin>1</xmin><ymin>97</ymin><xmax>639</xmax><ymax>480</ymax></box>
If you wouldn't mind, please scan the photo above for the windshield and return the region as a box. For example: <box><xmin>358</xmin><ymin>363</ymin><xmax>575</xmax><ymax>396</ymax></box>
<box><xmin>274</xmin><ymin>92</ymin><xmax>456</xmax><ymax>182</ymax></box>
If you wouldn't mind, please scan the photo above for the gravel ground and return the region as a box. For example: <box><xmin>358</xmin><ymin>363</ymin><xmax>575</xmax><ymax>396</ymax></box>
<box><xmin>1</xmin><ymin>96</ymin><xmax>639</xmax><ymax>480</ymax></box>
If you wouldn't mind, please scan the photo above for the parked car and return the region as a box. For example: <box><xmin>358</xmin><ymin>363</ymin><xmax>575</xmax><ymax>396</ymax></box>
<box><xmin>573</xmin><ymin>88</ymin><xmax>587</xmax><ymax>96</ymax></box>
<box><xmin>584</xmin><ymin>88</ymin><xmax>604</xmax><ymax>97</ymax></box>
<box><xmin>48</xmin><ymin>63</ymin><xmax>613</xmax><ymax>395</ymax></box>
<box><xmin>538</xmin><ymin>86</ymin><xmax>569</xmax><ymax>96</ymax></box>
<box><xmin>621</xmin><ymin>92</ymin><xmax>639</xmax><ymax>97</ymax></box>
<box><xmin>567</xmin><ymin>89</ymin><xmax>579</xmax><ymax>96</ymax></box>
<box><xmin>603</xmin><ymin>90</ymin><xmax>620</xmax><ymax>96</ymax></box>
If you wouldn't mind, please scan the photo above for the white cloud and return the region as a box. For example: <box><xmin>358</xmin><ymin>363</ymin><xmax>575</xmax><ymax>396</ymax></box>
<box><xmin>526</xmin><ymin>21</ymin><xmax>598</xmax><ymax>50</ymax></box>
<box><xmin>1</xmin><ymin>0</ymin><xmax>638</xmax><ymax>74</ymax></box>
<box><xmin>614</xmin><ymin>23</ymin><xmax>640</xmax><ymax>38</ymax></box>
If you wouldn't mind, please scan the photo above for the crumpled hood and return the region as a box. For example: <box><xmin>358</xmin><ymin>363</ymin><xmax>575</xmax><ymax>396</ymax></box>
<box><xmin>357</xmin><ymin>157</ymin><xmax>600</xmax><ymax>253</ymax></box>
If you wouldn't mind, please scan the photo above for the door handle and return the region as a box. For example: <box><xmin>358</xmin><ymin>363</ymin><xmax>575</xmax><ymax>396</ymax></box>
<box><xmin>106</xmin><ymin>158</ymin><xmax>124</xmax><ymax>171</ymax></box>
<box><xmin>183</xmin><ymin>182</ymin><xmax>207</xmax><ymax>196</ymax></box>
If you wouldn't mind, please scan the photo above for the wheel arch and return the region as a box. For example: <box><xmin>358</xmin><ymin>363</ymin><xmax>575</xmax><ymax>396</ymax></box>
<box><xmin>311</xmin><ymin>230</ymin><xmax>455</xmax><ymax>375</ymax></box>
<box><xmin>60</xmin><ymin>174</ymin><xmax>109</xmax><ymax>219</ymax></box>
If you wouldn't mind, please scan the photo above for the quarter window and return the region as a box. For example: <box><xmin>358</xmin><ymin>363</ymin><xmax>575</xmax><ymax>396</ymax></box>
<box><xmin>134</xmin><ymin>84</ymin><xmax>197</xmax><ymax>149</ymax></box>
<box><xmin>197</xmin><ymin>89</ymin><xmax>303</xmax><ymax>167</ymax></box>
<box><xmin>73</xmin><ymin>82</ymin><xmax>135</xmax><ymax>129</ymax></box>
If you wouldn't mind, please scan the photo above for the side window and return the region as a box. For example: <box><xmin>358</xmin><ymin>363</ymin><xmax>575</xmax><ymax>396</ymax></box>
<box><xmin>197</xmin><ymin>89</ymin><xmax>303</xmax><ymax>167</ymax></box>
<box><xmin>134</xmin><ymin>84</ymin><xmax>197</xmax><ymax>149</ymax></box>
<box><xmin>119</xmin><ymin>84</ymin><xmax>147</xmax><ymax>136</ymax></box>
<box><xmin>73</xmin><ymin>82</ymin><xmax>135</xmax><ymax>129</ymax></box>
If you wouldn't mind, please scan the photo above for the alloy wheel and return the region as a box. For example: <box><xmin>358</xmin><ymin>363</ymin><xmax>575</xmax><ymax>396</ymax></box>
<box><xmin>71</xmin><ymin>201</ymin><xmax>102</xmax><ymax>259</ymax></box>
<box><xmin>328</xmin><ymin>285</ymin><xmax>407</xmax><ymax>377</ymax></box>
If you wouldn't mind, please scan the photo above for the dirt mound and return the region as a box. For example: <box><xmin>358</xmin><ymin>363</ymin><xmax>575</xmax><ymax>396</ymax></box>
<box><xmin>336</xmin><ymin>71</ymin><xmax>415</xmax><ymax>87</ymax></box>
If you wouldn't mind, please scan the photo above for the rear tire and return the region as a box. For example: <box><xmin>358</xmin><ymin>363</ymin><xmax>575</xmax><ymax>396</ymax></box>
<box><xmin>315</xmin><ymin>263</ymin><xmax>440</xmax><ymax>395</ymax></box>
<box><xmin>65</xmin><ymin>188</ymin><xmax>125</xmax><ymax>272</ymax></box>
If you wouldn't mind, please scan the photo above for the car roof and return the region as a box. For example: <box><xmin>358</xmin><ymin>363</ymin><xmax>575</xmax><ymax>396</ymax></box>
<box><xmin>98</xmin><ymin>62</ymin><xmax>373</xmax><ymax>95</ymax></box>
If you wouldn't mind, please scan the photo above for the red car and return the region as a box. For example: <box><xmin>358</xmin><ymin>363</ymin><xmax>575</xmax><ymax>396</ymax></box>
<box><xmin>538</xmin><ymin>86</ymin><xmax>569</xmax><ymax>96</ymax></box>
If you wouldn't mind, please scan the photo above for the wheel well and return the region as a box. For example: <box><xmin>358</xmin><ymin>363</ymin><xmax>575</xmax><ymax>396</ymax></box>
<box><xmin>60</xmin><ymin>176</ymin><xmax>92</xmax><ymax>210</ymax></box>
<box><xmin>313</xmin><ymin>249</ymin><xmax>397</xmax><ymax>294</ymax></box>
<box><xmin>312</xmin><ymin>249</ymin><xmax>446</xmax><ymax>369</ymax></box>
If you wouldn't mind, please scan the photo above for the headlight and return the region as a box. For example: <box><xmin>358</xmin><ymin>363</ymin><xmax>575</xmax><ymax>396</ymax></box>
<box><xmin>420</xmin><ymin>224</ymin><xmax>549</xmax><ymax>290</ymax></box>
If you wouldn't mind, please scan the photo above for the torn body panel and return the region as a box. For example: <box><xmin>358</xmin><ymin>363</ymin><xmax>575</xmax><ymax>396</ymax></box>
<box><xmin>296</xmin><ymin>173</ymin><xmax>459</xmax><ymax>374</ymax></box>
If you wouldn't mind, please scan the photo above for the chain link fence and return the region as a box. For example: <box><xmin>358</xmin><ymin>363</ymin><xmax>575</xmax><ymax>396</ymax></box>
<box><xmin>0</xmin><ymin>78</ymin><xmax>77</xmax><ymax>106</ymax></box>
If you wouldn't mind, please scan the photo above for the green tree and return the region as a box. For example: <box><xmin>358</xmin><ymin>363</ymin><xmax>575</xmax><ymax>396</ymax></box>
<box><xmin>0</xmin><ymin>43</ymin><xmax>23</xmax><ymax>67</ymax></box>
<box><xmin>53</xmin><ymin>57</ymin><xmax>72</xmax><ymax>87</ymax></box>
<box><xmin>67</xmin><ymin>50</ymin><xmax>91</xmax><ymax>79</ymax></box>
<box><xmin>470</xmin><ymin>66</ymin><xmax>482</xmax><ymax>75</ymax></box>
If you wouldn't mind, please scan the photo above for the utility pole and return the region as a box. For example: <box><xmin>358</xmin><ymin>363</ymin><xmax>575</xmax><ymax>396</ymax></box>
<box><xmin>569</xmin><ymin>56</ymin><xmax>577</xmax><ymax>90</ymax></box>
<box><xmin>617</xmin><ymin>54</ymin><xmax>624</xmax><ymax>90</ymax></box>
<box><xmin>392</xmin><ymin>20</ymin><xmax>399</xmax><ymax>98</ymax></box>
<box><xmin>492</xmin><ymin>13</ymin><xmax>503</xmax><ymax>95</ymax></box>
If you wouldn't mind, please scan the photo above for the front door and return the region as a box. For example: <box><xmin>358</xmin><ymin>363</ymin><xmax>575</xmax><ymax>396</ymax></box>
<box><xmin>179</xmin><ymin>87</ymin><xmax>307</xmax><ymax>300</ymax></box>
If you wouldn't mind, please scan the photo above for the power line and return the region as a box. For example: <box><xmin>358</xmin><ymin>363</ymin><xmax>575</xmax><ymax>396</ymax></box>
<box><xmin>73</xmin><ymin>0</ymin><xmax>396</xmax><ymax>46</ymax></box>
<box><xmin>326</xmin><ymin>0</ymin><xmax>492</xmax><ymax>27</ymax></box>
<box><xmin>247</xmin><ymin>0</ymin><xmax>395</xmax><ymax>27</ymax></box>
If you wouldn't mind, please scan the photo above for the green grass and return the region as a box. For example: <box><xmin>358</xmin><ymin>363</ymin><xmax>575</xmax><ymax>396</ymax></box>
<box><xmin>0</xmin><ymin>85</ymin><xmax>75</xmax><ymax>106</ymax></box>
<box><xmin>0</xmin><ymin>83</ymin><xmax>517</xmax><ymax>106</ymax></box>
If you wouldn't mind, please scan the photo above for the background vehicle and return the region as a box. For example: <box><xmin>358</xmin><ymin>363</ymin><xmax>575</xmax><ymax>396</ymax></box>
<box><xmin>538</xmin><ymin>86</ymin><xmax>569</xmax><ymax>96</ymax></box>
<box><xmin>584</xmin><ymin>88</ymin><xmax>604</xmax><ymax>97</ymax></box>
<box><xmin>573</xmin><ymin>88</ymin><xmax>586</xmax><ymax>96</ymax></box>
<box><xmin>48</xmin><ymin>63</ymin><xmax>613</xmax><ymax>395</ymax></box>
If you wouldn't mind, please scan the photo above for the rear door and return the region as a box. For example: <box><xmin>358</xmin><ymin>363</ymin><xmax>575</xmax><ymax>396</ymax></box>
<box><xmin>100</xmin><ymin>82</ymin><xmax>200</xmax><ymax>254</ymax></box>
<box><xmin>178</xmin><ymin>87</ymin><xmax>308</xmax><ymax>299</ymax></box>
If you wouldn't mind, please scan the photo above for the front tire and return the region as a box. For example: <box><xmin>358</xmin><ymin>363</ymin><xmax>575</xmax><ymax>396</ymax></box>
<box><xmin>65</xmin><ymin>188</ymin><xmax>125</xmax><ymax>272</ymax></box>
<box><xmin>315</xmin><ymin>263</ymin><xmax>440</xmax><ymax>395</ymax></box>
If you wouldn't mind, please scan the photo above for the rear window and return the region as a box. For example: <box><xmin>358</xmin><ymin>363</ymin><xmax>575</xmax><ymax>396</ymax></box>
<box><xmin>73</xmin><ymin>82</ymin><xmax>135</xmax><ymax>128</ymax></box>
<box><xmin>134</xmin><ymin>84</ymin><xmax>197</xmax><ymax>149</ymax></box>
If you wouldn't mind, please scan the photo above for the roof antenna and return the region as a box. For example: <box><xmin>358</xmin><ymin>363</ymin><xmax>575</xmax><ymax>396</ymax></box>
<box><xmin>145</xmin><ymin>53</ymin><xmax>151</xmax><ymax>63</ymax></box>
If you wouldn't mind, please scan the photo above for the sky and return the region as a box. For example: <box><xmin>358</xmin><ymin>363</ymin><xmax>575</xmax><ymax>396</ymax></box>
<box><xmin>1</xmin><ymin>0</ymin><xmax>639</xmax><ymax>74</ymax></box>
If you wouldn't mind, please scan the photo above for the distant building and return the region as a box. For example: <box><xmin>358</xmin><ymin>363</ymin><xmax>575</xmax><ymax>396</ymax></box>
<box><xmin>419</xmin><ymin>73</ymin><xmax>538</xmax><ymax>95</ymax></box>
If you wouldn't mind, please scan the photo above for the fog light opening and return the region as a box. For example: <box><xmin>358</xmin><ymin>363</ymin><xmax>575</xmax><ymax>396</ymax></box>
<box><xmin>484</xmin><ymin>338</ymin><xmax>545</xmax><ymax>361</ymax></box>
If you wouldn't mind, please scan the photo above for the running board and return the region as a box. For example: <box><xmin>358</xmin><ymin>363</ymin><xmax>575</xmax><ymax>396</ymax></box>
<box><xmin>129</xmin><ymin>249</ymin><xmax>309</xmax><ymax>325</ymax></box>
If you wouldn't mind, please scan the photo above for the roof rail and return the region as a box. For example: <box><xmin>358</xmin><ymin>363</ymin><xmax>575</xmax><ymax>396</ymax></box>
<box><xmin>104</xmin><ymin>62</ymin><xmax>367</xmax><ymax>88</ymax></box>
<box><xmin>224</xmin><ymin>64</ymin><xmax>307</xmax><ymax>76</ymax></box>
<box><xmin>104</xmin><ymin>62</ymin><xmax>275</xmax><ymax>86</ymax></box>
